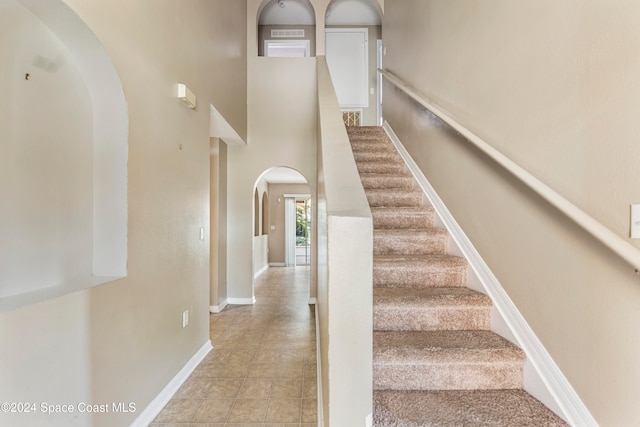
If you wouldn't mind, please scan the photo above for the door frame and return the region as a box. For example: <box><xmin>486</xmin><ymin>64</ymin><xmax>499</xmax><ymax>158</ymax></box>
<box><xmin>284</xmin><ymin>193</ymin><xmax>311</xmax><ymax>267</ymax></box>
<box><xmin>325</xmin><ymin>28</ymin><xmax>369</xmax><ymax>108</ymax></box>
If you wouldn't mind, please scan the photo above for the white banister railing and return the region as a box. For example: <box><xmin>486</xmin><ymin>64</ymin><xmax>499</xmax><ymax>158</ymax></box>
<box><xmin>380</xmin><ymin>68</ymin><xmax>640</xmax><ymax>272</ymax></box>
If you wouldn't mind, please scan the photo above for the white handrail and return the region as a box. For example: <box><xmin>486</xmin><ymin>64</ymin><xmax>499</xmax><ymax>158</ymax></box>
<box><xmin>380</xmin><ymin>68</ymin><xmax>640</xmax><ymax>271</ymax></box>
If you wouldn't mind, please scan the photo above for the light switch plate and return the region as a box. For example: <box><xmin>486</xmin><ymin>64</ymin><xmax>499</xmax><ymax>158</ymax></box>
<box><xmin>631</xmin><ymin>204</ymin><xmax>640</xmax><ymax>239</ymax></box>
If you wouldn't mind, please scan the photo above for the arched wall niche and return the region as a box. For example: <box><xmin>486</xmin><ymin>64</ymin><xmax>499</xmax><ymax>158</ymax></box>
<box><xmin>325</xmin><ymin>0</ymin><xmax>382</xmax><ymax>25</ymax></box>
<box><xmin>257</xmin><ymin>0</ymin><xmax>317</xmax><ymax>57</ymax></box>
<box><xmin>0</xmin><ymin>0</ymin><xmax>128</xmax><ymax>312</ymax></box>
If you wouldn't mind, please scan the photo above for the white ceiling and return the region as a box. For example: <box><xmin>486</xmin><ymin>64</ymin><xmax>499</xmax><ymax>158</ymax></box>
<box><xmin>259</xmin><ymin>0</ymin><xmax>380</xmax><ymax>26</ymax></box>
<box><xmin>262</xmin><ymin>167</ymin><xmax>308</xmax><ymax>184</ymax></box>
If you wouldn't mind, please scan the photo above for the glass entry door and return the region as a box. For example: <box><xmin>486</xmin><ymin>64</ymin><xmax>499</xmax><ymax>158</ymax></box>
<box><xmin>295</xmin><ymin>198</ymin><xmax>311</xmax><ymax>266</ymax></box>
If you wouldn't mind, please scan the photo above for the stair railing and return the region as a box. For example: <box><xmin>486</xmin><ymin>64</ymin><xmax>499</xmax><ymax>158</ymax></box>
<box><xmin>380</xmin><ymin>68</ymin><xmax>640</xmax><ymax>272</ymax></box>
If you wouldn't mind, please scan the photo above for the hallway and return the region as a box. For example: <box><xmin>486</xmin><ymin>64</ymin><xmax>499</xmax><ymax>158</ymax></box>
<box><xmin>151</xmin><ymin>267</ymin><xmax>317</xmax><ymax>426</ymax></box>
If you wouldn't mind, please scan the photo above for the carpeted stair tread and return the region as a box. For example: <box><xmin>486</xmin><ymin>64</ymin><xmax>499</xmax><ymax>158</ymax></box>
<box><xmin>373</xmin><ymin>389</ymin><xmax>568</xmax><ymax>426</ymax></box>
<box><xmin>373</xmin><ymin>331</ymin><xmax>525</xmax><ymax>390</ymax></box>
<box><xmin>373</xmin><ymin>330</ymin><xmax>524</xmax><ymax>365</ymax></box>
<box><xmin>371</xmin><ymin>207</ymin><xmax>435</xmax><ymax>229</ymax></box>
<box><xmin>354</xmin><ymin>150</ymin><xmax>401</xmax><ymax>163</ymax></box>
<box><xmin>366</xmin><ymin>188</ymin><xmax>424</xmax><ymax>207</ymax></box>
<box><xmin>374</xmin><ymin>287</ymin><xmax>491</xmax><ymax>310</ymax></box>
<box><xmin>374</xmin><ymin>228</ymin><xmax>448</xmax><ymax>255</ymax></box>
<box><xmin>346</xmin><ymin>126</ymin><xmax>564</xmax><ymax>424</ymax></box>
<box><xmin>374</xmin><ymin>287</ymin><xmax>492</xmax><ymax>331</ymax></box>
<box><xmin>347</xmin><ymin>126</ymin><xmax>387</xmax><ymax>140</ymax></box>
<box><xmin>360</xmin><ymin>174</ymin><xmax>415</xmax><ymax>190</ymax></box>
<box><xmin>351</xmin><ymin>139</ymin><xmax>396</xmax><ymax>153</ymax></box>
<box><xmin>374</xmin><ymin>255</ymin><xmax>467</xmax><ymax>288</ymax></box>
<box><xmin>357</xmin><ymin>161</ymin><xmax>407</xmax><ymax>174</ymax></box>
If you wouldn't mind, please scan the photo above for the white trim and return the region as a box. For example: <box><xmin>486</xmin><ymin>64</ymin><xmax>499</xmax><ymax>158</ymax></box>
<box><xmin>264</xmin><ymin>39</ymin><xmax>310</xmax><ymax>57</ymax></box>
<box><xmin>130</xmin><ymin>340</ymin><xmax>212</xmax><ymax>427</ymax></box>
<box><xmin>227</xmin><ymin>297</ymin><xmax>256</xmax><ymax>305</ymax></box>
<box><xmin>209</xmin><ymin>299</ymin><xmax>227</xmax><ymax>313</ymax></box>
<box><xmin>253</xmin><ymin>264</ymin><xmax>269</xmax><ymax>279</ymax></box>
<box><xmin>315</xmin><ymin>303</ymin><xmax>324</xmax><ymax>427</ymax></box>
<box><xmin>308</xmin><ymin>297</ymin><xmax>317</xmax><ymax>304</ymax></box>
<box><xmin>384</xmin><ymin>121</ymin><xmax>598</xmax><ymax>427</ymax></box>
<box><xmin>283</xmin><ymin>193</ymin><xmax>311</xmax><ymax>200</ymax></box>
<box><xmin>325</xmin><ymin>28</ymin><xmax>369</xmax><ymax>108</ymax></box>
<box><xmin>269</xmin><ymin>262</ymin><xmax>286</xmax><ymax>267</ymax></box>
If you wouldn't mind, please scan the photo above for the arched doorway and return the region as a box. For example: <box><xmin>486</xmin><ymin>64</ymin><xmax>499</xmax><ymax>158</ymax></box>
<box><xmin>253</xmin><ymin>166</ymin><xmax>311</xmax><ymax>280</ymax></box>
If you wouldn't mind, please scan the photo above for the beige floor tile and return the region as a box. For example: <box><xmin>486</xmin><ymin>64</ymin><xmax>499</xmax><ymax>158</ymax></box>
<box><xmin>270</xmin><ymin>378</ymin><xmax>303</xmax><ymax>398</ymax></box>
<box><xmin>206</xmin><ymin>378</ymin><xmax>244</xmax><ymax>399</ymax></box>
<box><xmin>237</xmin><ymin>378</ymin><xmax>272</xmax><ymax>398</ymax></box>
<box><xmin>277</xmin><ymin>362</ymin><xmax>304</xmax><ymax>378</ymax></box>
<box><xmin>247</xmin><ymin>362</ymin><xmax>279</xmax><ymax>377</ymax></box>
<box><xmin>303</xmin><ymin>363</ymin><xmax>317</xmax><ymax>377</ymax></box>
<box><xmin>264</xmin><ymin>399</ymin><xmax>302</xmax><ymax>423</ymax></box>
<box><xmin>152</xmin><ymin>399</ymin><xmax>200</xmax><ymax>423</ymax></box>
<box><xmin>302</xmin><ymin>377</ymin><xmax>317</xmax><ymax>399</ymax></box>
<box><xmin>302</xmin><ymin>398</ymin><xmax>317</xmax><ymax>423</ymax></box>
<box><xmin>227</xmin><ymin>399</ymin><xmax>269</xmax><ymax>423</ymax></box>
<box><xmin>191</xmin><ymin>399</ymin><xmax>234</xmax><ymax>423</ymax></box>
<box><xmin>173</xmin><ymin>377</ymin><xmax>213</xmax><ymax>400</ymax></box>
<box><xmin>153</xmin><ymin>267</ymin><xmax>317</xmax><ymax>426</ymax></box>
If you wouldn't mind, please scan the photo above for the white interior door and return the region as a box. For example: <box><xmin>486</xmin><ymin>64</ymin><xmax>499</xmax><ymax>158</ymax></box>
<box><xmin>326</xmin><ymin>28</ymin><xmax>369</xmax><ymax>108</ymax></box>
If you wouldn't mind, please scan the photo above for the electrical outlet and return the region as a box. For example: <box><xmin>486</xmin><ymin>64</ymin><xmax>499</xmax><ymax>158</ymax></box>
<box><xmin>182</xmin><ymin>310</ymin><xmax>189</xmax><ymax>328</ymax></box>
<box><xmin>199</xmin><ymin>227</ymin><xmax>205</xmax><ymax>241</ymax></box>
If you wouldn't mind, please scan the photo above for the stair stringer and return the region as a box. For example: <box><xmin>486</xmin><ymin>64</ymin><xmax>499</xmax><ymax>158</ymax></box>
<box><xmin>383</xmin><ymin>121</ymin><xmax>598</xmax><ymax>427</ymax></box>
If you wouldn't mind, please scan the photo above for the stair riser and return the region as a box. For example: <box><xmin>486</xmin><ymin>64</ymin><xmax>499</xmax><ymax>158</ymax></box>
<box><xmin>367</xmin><ymin>192</ymin><xmax>423</xmax><ymax>207</ymax></box>
<box><xmin>374</xmin><ymin>265</ymin><xmax>466</xmax><ymax>288</ymax></box>
<box><xmin>357</xmin><ymin>162</ymin><xmax>406</xmax><ymax>174</ymax></box>
<box><xmin>372</xmin><ymin>211</ymin><xmax>435</xmax><ymax>229</ymax></box>
<box><xmin>374</xmin><ymin>307</ymin><xmax>491</xmax><ymax>331</ymax></box>
<box><xmin>373</xmin><ymin>363</ymin><xmax>524</xmax><ymax>391</ymax></box>
<box><xmin>374</xmin><ymin>234</ymin><xmax>447</xmax><ymax>255</ymax></box>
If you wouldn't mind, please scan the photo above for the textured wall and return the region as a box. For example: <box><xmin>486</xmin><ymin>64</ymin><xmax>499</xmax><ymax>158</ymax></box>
<box><xmin>383</xmin><ymin>1</ymin><xmax>640</xmax><ymax>425</ymax></box>
<box><xmin>0</xmin><ymin>1</ymin><xmax>247</xmax><ymax>426</ymax></box>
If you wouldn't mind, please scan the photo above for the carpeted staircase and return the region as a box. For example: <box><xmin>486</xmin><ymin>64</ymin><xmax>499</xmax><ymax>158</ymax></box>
<box><xmin>347</xmin><ymin>126</ymin><xmax>568</xmax><ymax>427</ymax></box>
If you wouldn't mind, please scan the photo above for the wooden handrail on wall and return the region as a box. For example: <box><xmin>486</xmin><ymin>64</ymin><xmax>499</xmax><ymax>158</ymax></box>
<box><xmin>380</xmin><ymin>68</ymin><xmax>640</xmax><ymax>272</ymax></box>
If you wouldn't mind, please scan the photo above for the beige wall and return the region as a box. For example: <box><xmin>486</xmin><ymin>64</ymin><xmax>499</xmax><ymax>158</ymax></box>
<box><xmin>383</xmin><ymin>1</ymin><xmax>640</xmax><ymax>425</ymax></box>
<box><xmin>267</xmin><ymin>183</ymin><xmax>312</xmax><ymax>264</ymax></box>
<box><xmin>0</xmin><ymin>1</ymin><xmax>247</xmax><ymax>426</ymax></box>
<box><xmin>226</xmin><ymin>0</ymin><xmax>319</xmax><ymax>303</ymax></box>
<box><xmin>210</xmin><ymin>138</ymin><xmax>229</xmax><ymax>309</ymax></box>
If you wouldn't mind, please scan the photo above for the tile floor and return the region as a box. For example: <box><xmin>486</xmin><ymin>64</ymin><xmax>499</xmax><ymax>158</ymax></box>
<box><xmin>150</xmin><ymin>266</ymin><xmax>317</xmax><ymax>427</ymax></box>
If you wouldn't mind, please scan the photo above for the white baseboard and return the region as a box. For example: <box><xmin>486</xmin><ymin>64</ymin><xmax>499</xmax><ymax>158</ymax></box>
<box><xmin>315</xmin><ymin>303</ymin><xmax>324</xmax><ymax>427</ymax></box>
<box><xmin>269</xmin><ymin>262</ymin><xmax>285</xmax><ymax>267</ymax></box>
<box><xmin>130</xmin><ymin>340</ymin><xmax>212</xmax><ymax>427</ymax></box>
<box><xmin>210</xmin><ymin>298</ymin><xmax>227</xmax><ymax>313</ymax></box>
<box><xmin>384</xmin><ymin>121</ymin><xmax>598</xmax><ymax>427</ymax></box>
<box><xmin>308</xmin><ymin>297</ymin><xmax>317</xmax><ymax>305</ymax></box>
<box><xmin>253</xmin><ymin>264</ymin><xmax>269</xmax><ymax>279</ymax></box>
<box><xmin>227</xmin><ymin>297</ymin><xmax>256</xmax><ymax>305</ymax></box>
